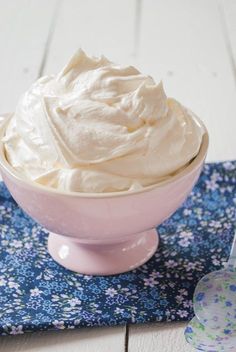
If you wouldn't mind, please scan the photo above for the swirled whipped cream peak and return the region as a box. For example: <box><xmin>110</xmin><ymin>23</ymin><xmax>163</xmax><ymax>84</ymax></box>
<box><xmin>3</xmin><ymin>49</ymin><xmax>204</xmax><ymax>193</ymax></box>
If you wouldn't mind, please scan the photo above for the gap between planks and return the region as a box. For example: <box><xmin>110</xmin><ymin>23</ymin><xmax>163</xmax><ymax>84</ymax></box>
<box><xmin>38</xmin><ymin>0</ymin><xmax>62</xmax><ymax>77</ymax></box>
<box><xmin>218</xmin><ymin>0</ymin><xmax>236</xmax><ymax>88</ymax></box>
<box><xmin>125</xmin><ymin>324</ymin><xmax>129</xmax><ymax>352</ymax></box>
<box><xmin>133</xmin><ymin>0</ymin><xmax>142</xmax><ymax>58</ymax></box>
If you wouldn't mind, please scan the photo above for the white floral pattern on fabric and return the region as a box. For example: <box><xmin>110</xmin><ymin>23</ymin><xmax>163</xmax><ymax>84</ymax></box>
<box><xmin>0</xmin><ymin>161</ymin><xmax>235</xmax><ymax>335</ymax></box>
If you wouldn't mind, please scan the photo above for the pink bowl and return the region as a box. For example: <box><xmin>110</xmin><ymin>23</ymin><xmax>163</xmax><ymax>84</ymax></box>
<box><xmin>0</xmin><ymin>115</ymin><xmax>209</xmax><ymax>275</ymax></box>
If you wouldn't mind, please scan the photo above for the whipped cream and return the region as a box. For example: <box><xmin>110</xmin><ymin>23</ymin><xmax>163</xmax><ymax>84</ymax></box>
<box><xmin>3</xmin><ymin>49</ymin><xmax>204</xmax><ymax>193</ymax></box>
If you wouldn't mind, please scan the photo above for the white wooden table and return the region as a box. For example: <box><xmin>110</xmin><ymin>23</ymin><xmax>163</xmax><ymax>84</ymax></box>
<box><xmin>0</xmin><ymin>1</ymin><xmax>236</xmax><ymax>351</ymax></box>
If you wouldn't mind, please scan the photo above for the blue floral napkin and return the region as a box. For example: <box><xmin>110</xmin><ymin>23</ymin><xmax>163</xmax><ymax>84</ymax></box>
<box><xmin>0</xmin><ymin>161</ymin><xmax>235</xmax><ymax>335</ymax></box>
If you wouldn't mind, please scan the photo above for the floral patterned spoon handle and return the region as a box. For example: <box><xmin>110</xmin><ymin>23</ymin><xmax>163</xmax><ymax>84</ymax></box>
<box><xmin>185</xmin><ymin>230</ymin><xmax>236</xmax><ymax>351</ymax></box>
<box><xmin>185</xmin><ymin>316</ymin><xmax>236</xmax><ymax>351</ymax></box>
<box><xmin>193</xmin><ymin>230</ymin><xmax>236</xmax><ymax>331</ymax></box>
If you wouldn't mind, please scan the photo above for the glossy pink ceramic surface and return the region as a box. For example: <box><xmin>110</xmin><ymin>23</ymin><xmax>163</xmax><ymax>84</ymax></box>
<box><xmin>0</xmin><ymin>118</ymin><xmax>209</xmax><ymax>275</ymax></box>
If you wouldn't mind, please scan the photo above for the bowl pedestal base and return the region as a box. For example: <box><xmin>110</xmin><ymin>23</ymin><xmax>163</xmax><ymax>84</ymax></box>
<box><xmin>47</xmin><ymin>229</ymin><xmax>159</xmax><ymax>275</ymax></box>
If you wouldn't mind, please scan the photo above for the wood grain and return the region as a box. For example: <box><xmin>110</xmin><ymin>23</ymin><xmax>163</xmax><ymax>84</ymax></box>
<box><xmin>128</xmin><ymin>323</ymin><xmax>195</xmax><ymax>352</ymax></box>
<box><xmin>135</xmin><ymin>0</ymin><xmax>236</xmax><ymax>162</ymax></box>
<box><xmin>220</xmin><ymin>0</ymin><xmax>236</xmax><ymax>76</ymax></box>
<box><xmin>0</xmin><ymin>326</ymin><xmax>126</xmax><ymax>352</ymax></box>
<box><xmin>0</xmin><ymin>0</ymin><xmax>58</xmax><ymax>113</ymax></box>
<box><xmin>44</xmin><ymin>0</ymin><xmax>136</xmax><ymax>74</ymax></box>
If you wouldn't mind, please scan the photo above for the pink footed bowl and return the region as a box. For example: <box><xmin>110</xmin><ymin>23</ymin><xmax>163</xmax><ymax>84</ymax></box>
<box><xmin>0</xmin><ymin>115</ymin><xmax>209</xmax><ymax>275</ymax></box>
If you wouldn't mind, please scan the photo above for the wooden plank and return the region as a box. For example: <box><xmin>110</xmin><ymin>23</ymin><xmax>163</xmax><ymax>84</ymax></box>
<box><xmin>129</xmin><ymin>323</ymin><xmax>194</xmax><ymax>352</ymax></box>
<box><xmin>0</xmin><ymin>0</ymin><xmax>58</xmax><ymax>113</ymax></box>
<box><xmin>44</xmin><ymin>0</ymin><xmax>136</xmax><ymax>74</ymax></box>
<box><xmin>0</xmin><ymin>326</ymin><xmax>126</xmax><ymax>352</ymax></box>
<box><xmin>135</xmin><ymin>0</ymin><xmax>236</xmax><ymax>162</ymax></box>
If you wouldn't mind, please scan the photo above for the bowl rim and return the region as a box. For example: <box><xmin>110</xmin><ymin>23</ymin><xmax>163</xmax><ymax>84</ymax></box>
<box><xmin>0</xmin><ymin>113</ymin><xmax>209</xmax><ymax>199</ymax></box>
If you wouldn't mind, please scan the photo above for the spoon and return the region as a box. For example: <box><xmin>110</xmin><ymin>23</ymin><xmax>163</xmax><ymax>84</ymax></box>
<box><xmin>185</xmin><ymin>230</ymin><xmax>236</xmax><ymax>351</ymax></box>
<box><xmin>185</xmin><ymin>316</ymin><xmax>236</xmax><ymax>351</ymax></box>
